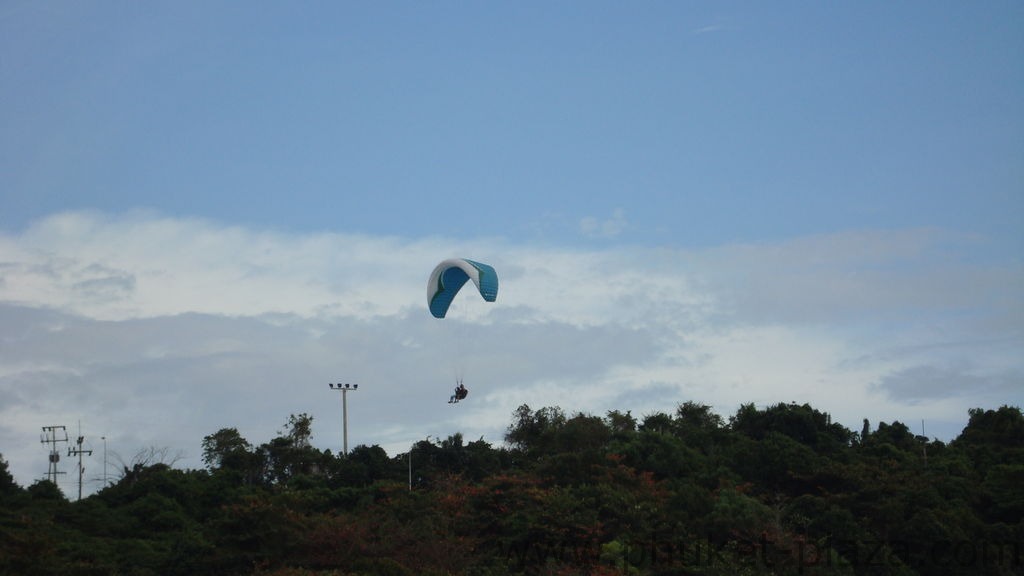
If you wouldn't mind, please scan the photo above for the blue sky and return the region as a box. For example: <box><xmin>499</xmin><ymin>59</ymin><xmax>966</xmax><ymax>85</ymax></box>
<box><xmin>1</xmin><ymin>2</ymin><xmax>1022</xmax><ymax>494</ymax></box>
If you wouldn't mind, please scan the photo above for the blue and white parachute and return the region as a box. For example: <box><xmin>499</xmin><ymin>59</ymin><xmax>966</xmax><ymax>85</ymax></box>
<box><xmin>427</xmin><ymin>258</ymin><xmax>498</xmax><ymax>318</ymax></box>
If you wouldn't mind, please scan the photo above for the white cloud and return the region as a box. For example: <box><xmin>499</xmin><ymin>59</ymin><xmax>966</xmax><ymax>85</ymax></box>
<box><xmin>1</xmin><ymin>212</ymin><xmax>1021</xmax><ymax>495</ymax></box>
<box><xmin>693</xmin><ymin>25</ymin><xmax>725</xmax><ymax>35</ymax></box>
<box><xmin>580</xmin><ymin>208</ymin><xmax>627</xmax><ymax>239</ymax></box>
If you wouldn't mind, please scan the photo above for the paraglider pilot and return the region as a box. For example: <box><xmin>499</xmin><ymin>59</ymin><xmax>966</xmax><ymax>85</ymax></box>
<box><xmin>449</xmin><ymin>380</ymin><xmax>469</xmax><ymax>404</ymax></box>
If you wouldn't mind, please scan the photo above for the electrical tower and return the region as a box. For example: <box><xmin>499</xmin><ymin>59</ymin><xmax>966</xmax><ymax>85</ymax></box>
<box><xmin>68</xmin><ymin>428</ymin><xmax>93</xmax><ymax>501</ymax></box>
<box><xmin>40</xmin><ymin>425</ymin><xmax>68</xmax><ymax>485</ymax></box>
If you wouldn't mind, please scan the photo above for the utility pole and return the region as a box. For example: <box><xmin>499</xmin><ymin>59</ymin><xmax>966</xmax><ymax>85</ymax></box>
<box><xmin>68</xmin><ymin>424</ymin><xmax>93</xmax><ymax>501</ymax></box>
<box><xmin>328</xmin><ymin>383</ymin><xmax>359</xmax><ymax>456</ymax></box>
<box><xmin>40</xmin><ymin>425</ymin><xmax>68</xmax><ymax>485</ymax></box>
<box><xmin>921</xmin><ymin>420</ymin><xmax>928</xmax><ymax>466</ymax></box>
<box><xmin>409</xmin><ymin>436</ymin><xmax>431</xmax><ymax>491</ymax></box>
<box><xmin>102</xmin><ymin>436</ymin><xmax>108</xmax><ymax>488</ymax></box>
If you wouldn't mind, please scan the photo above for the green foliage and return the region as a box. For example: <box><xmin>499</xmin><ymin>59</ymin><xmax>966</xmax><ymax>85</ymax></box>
<box><xmin>0</xmin><ymin>454</ymin><xmax>19</xmax><ymax>499</ymax></box>
<box><xmin>505</xmin><ymin>404</ymin><xmax>567</xmax><ymax>456</ymax></box>
<box><xmin>955</xmin><ymin>406</ymin><xmax>1024</xmax><ymax>473</ymax></box>
<box><xmin>201</xmin><ymin>427</ymin><xmax>253</xmax><ymax>470</ymax></box>
<box><xmin>27</xmin><ymin>479</ymin><xmax>67</xmax><ymax>503</ymax></box>
<box><xmin>1</xmin><ymin>403</ymin><xmax>1022</xmax><ymax>575</ymax></box>
<box><xmin>982</xmin><ymin>464</ymin><xmax>1024</xmax><ymax>522</ymax></box>
<box><xmin>732</xmin><ymin>402</ymin><xmax>855</xmax><ymax>454</ymax></box>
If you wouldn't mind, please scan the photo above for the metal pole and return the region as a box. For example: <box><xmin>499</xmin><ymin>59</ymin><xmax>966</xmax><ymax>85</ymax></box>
<box><xmin>329</xmin><ymin>383</ymin><xmax>358</xmax><ymax>456</ymax></box>
<box><xmin>68</xmin><ymin>430</ymin><xmax>92</xmax><ymax>501</ymax></box>
<box><xmin>342</xmin><ymin>388</ymin><xmax>349</xmax><ymax>456</ymax></box>
<box><xmin>77</xmin><ymin>423</ymin><xmax>83</xmax><ymax>501</ymax></box>
<box><xmin>77</xmin><ymin>438</ymin><xmax>84</xmax><ymax>501</ymax></box>
<box><xmin>408</xmin><ymin>436</ymin><xmax>429</xmax><ymax>491</ymax></box>
<box><xmin>41</xmin><ymin>426</ymin><xmax>68</xmax><ymax>486</ymax></box>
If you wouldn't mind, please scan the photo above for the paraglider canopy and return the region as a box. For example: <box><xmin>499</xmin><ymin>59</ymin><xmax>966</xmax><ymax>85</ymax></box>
<box><xmin>427</xmin><ymin>258</ymin><xmax>498</xmax><ymax>318</ymax></box>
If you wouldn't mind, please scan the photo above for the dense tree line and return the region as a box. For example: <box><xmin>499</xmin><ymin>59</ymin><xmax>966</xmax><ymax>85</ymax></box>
<box><xmin>1</xmin><ymin>403</ymin><xmax>1021</xmax><ymax>575</ymax></box>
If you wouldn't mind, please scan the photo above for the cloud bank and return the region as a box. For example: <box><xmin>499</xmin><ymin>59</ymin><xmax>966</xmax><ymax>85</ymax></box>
<box><xmin>1</xmin><ymin>211</ymin><xmax>1020</xmax><ymax>494</ymax></box>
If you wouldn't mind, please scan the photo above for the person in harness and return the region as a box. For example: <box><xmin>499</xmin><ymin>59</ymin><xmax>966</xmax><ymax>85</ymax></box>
<box><xmin>448</xmin><ymin>379</ymin><xmax>469</xmax><ymax>404</ymax></box>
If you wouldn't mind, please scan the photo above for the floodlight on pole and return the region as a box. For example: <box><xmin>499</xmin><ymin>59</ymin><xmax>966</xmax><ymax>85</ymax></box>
<box><xmin>328</xmin><ymin>382</ymin><xmax>359</xmax><ymax>456</ymax></box>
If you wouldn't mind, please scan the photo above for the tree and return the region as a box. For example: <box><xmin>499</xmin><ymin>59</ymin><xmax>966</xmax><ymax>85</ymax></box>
<box><xmin>112</xmin><ymin>446</ymin><xmax>184</xmax><ymax>485</ymax></box>
<box><xmin>26</xmin><ymin>479</ymin><xmax>66</xmax><ymax>502</ymax></box>
<box><xmin>982</xmin><ymin>464</ymin><xmax>1024</xmax><ymax>523</ymax></box>
<box><xmin>202</xmin><ymin>427</ymin><xmax>263</xmax><ymax>487</ymax></box>
<box><xmin>731</xmin><ymin>402</ymin><xmax>853</xmax><ymax>454</ymax></box>
<box><xmin>261</xmin><ymin>413</ymin><xmax>325</xmax><ymax>484</ymax></box>
<box><xmin>955</xmin><ymin>405</ymin><xmax>1024</xmax><ymax>474</ymax></box>
<box><xmin>334</xmin><ymin>444</ymin><xmax>392</xmax><ymax>487</ymax></box>
<box><xmin>675</xmin><ymin>401</ymin><xmax>724</xmax><ymax>431</ymax></box>
<box><xmin>0</xmin><ymin>453</ymin><xmax>19</xmax><ymax>498</ymax></box>
<box><xmin>505</xmin><ymin>404</ymin><xmax>566</xmax><ymax>456</ymax></box>
<box><xmin>282</xmin><ymin>413</ymin><xmax>314</xmax><ymax>449</ymax></box>
<box><xmin>730</xmin><ymin>432</ymin><xmax>820</xmax><ymax>494</ymax></box>
<box><xmin>605</xmin><ymin>410</ymin><xmax>637</xmax><ymax>436</ymax></box>
<box><xmin>702</xmin><ymin>486</ymin><xmax>774</xmax><ymax>541</ymax></box>
<box><xmin>3</xmin><ymin>403</ymin><xmax>1019</xmax><ymax>575</ymax></box>
<box><xmin>613</xmin><ymin>427</ymin><xmax>704</xmax><ymax>481</ymax></box>
<box><xmin>674</xmin><ymin>401</ymin><xmax>726</xmax><ymax>455</ymax></box>
<box><xmin>202</xmin><ymin>428</ymin><xmax>253</xmax><ymax>470</ymax></box>
<box><xmin>638</xmin><ymin>412</ymin><xmax>673</xmax><ymax>434</ymax></box>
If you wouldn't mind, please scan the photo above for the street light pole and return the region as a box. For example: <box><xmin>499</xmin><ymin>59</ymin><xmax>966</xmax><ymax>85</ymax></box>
<box><xmin>409</xmin><ymin>436</ymin><xmax>430</xmax><ymax>491</ymax></box>
<box><xmin>328</xmin><ymin>383</ymin><xmax>359</xmax><ymax>456</ymax></box>
<box><xmin>102</xmin><ymin>436</ymin><xmax>107</xmax><ymax>488</ymax></box>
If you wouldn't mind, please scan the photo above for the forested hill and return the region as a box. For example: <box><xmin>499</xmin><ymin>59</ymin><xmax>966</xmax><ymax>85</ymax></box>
<box><xmin>2</xmin><ymin>402</ymin><xmax>1022</xmax><ymax>576</ymax></box>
